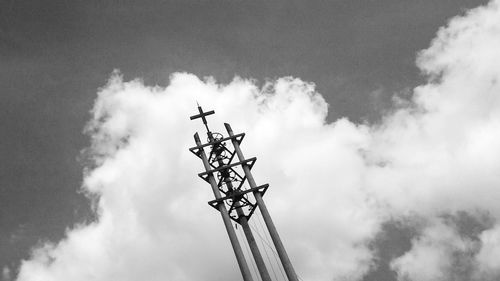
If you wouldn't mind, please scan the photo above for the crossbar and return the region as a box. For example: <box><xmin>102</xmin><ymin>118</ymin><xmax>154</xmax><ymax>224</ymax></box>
<box><xmin>189</xmin><ymin>133</ymin><xmax>245</xmax><ymax>152</ymax></box>
<box><xmin>198</xmin><ymin>157</ymin><xmax>256</xmax><ymax>178</ymax></box>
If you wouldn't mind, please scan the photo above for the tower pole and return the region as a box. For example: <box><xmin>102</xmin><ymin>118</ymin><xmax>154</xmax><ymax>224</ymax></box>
<box><xmin>213</xmin><ymin>134</ymin><xmax>272</xmax><ymax>281</ymax></box>
<box><xmin>194</xmin><ymin>133</ymin><xmax>254</xmax><ymax>281</ymax></box>
<box><xmin>230</xmin><ymin>185</ymin><xmax>272</xmax><ymax>281</ymax></box>
<box><xmin>225</xmin><ymin>123</ymin><xmax>299</xmax><ymax>281</ymax></box>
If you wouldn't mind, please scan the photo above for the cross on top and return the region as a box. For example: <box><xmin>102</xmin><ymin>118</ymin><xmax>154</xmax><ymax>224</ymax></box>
<box><xmin>190</xmin><ymin>103</ymin><xmax>215</xmax><ymax>133</ymax></box>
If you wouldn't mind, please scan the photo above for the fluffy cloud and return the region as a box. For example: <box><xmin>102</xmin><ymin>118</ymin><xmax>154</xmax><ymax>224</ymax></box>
<box><xmin>476</xmin><ymin>225</ymin><xmax>500</xmax><ymax>277</ymax></box>
<box><xmin>16</xmin><ymin>73</ymin><xmax>377</xmax><ymax>281</ymax></box>
<box><xmin>390</xmin><ymin>219</ymin><xmax>479</xmax><ymax>281</ymax></box>
<box><xmin>14</xmin><ymin>1</ymin><xmax>500</xmax><ymax>281</ymax></box>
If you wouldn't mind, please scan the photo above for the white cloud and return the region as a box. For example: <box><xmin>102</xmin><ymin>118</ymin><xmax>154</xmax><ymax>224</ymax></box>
<box><xmin>14</xmin><ymin>0</ymin><xmax>500</xmax><ymax>281</ymax></box>
<box><xmin>390</xmin><ymin>220</ymin><xmax>478</xmax><ymax>281</ymax></box>
<box><xmin>476</xmin><ymin>225</ymin><xmax>500</xmax><ymax>278</ymax></box>
<box><xmin>16</xmin><ymin>73</ymin><xmax>379</xmax><ymax>281</ymax></box>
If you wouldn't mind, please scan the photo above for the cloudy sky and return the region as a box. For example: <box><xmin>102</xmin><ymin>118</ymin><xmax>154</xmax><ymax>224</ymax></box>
<box><xmin>2</xmin><ymin>0</ymin><xmax>500</xmax><ymax>280</ymax></box>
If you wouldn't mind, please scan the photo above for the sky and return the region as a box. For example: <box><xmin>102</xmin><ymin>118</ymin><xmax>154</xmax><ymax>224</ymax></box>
<box><xmin>1</xmin><ymin>0</ymin><xmax>499</xmax><ymax>280</ymax></box>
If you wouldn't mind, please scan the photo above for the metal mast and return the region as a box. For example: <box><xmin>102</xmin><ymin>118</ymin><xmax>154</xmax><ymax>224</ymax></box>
<box><xmin>189</xmin><ymin>105</ymin><xmax>299</xmax><ymax>281</ymax></box>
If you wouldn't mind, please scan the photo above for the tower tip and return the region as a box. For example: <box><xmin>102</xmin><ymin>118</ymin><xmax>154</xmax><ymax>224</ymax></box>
<box><xmin>193</xmin><ymin>132</ymin><xmax>201</xmax><ymax>142</ymax></box>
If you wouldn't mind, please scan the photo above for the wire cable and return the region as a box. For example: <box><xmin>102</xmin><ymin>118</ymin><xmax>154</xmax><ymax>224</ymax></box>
<box><xmin>250</xmin><ymin>213</ymin><xmax>280</xmax><ymax>281</ymax></box>
<box><xmin>235</xmin><ymin>223</ymin><xmax>261</xmax><ymax>281</ymax></box>
<box><xmin>254</xmin><ymin>209</ymin><xmax>286</xmax><ymax>281</ymax></box>
<box><xmin>253</xmin><ymin>208</ymin><xmax>307</xmax><ymax>281</ymax></box>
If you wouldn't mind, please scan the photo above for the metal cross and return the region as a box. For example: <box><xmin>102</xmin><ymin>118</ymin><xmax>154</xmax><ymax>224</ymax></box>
<box><xmin>190</xmin><ymin>103</ymin><xmax>215</xmax><ymax>133</ymax></box>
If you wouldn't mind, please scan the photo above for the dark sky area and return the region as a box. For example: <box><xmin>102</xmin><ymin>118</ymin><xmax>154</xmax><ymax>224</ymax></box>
<box><xmin>0</xmin><ymin>0</ymin><xmax>488</xmax><ymax>278</ymax></box>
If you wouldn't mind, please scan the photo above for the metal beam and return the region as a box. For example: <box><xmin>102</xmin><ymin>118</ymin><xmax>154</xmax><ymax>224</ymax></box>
<box><xmin>189</xmin><ymin>133</ymin><xmax>245</xmax><ymax>152</ymax></box>
<box><xmin>198</xmin><ymin>157</ymin><xmax>256</xmax><ymax>178</ymax></box>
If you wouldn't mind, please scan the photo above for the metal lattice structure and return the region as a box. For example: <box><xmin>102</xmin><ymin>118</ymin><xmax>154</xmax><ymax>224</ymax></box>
<box><xmin>189</xmin><ymin>105</ymin><xmax>298</xmax><ymax>281</ymax></box>
<box><xmin>192</xmin><ymin>128</ymin><xmax>268</xmax><ymax>222</ymax></box>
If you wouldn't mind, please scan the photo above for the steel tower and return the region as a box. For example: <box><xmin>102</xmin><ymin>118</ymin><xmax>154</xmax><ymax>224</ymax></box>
<box><xmin>189</xmin><ymin>105</ymin><xmax>299</xmax><ymax>281</ymax></box>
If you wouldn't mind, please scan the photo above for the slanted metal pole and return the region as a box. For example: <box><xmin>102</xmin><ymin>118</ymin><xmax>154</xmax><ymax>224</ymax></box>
<box><xmin>225</xmin><ymin>123</ymin><xmax>299</xmax><ymax>281</ymax></box>
<box><xmin>194</xmin><ymin>133</ymin><xmax>254</xmax><ymax>281</ymax></box>
<box><xmin>230</xmin><ymin>186</ymin><xmax>272</xmax><ymax>281</ymax></box>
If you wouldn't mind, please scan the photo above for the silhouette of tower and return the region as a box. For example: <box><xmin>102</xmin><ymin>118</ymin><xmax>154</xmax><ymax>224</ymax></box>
<box><xmin>189</xmin><ymin>105</ymin><xmax>299</xmax><ymax>281</ymax></box>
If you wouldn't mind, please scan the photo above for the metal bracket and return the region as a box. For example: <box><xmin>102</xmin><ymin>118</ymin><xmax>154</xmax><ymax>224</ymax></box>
<box><xmin>208</xmin><ymin>184</ymin><xmax>269</xmax><ymax>223</ymax></box>
<box><xmin>189</xmin><ymin>133</ymin><xmax>245</xmax><ymax>158</ymax></box>
<box><xmin>198</xmin><ymin>157</ymin><xmax>257</xmax><ymax>183</ymax></box>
